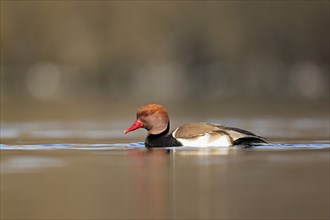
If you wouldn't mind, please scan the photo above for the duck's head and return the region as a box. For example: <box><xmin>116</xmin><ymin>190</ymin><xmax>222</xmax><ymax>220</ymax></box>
<box><xmin>124</xmin><ymin>104</ymin><xmax>169</xmax><ymax>135</ymax></box>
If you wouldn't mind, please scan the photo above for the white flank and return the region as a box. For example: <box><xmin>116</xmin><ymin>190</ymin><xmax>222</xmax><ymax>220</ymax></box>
<box><xmin>174</xmin><ymin>133</ymin><xmax>232</xmax><ymax>147</ymax></box>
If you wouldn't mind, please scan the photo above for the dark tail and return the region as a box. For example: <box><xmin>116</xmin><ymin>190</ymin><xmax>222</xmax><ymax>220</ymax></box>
<box><xmin>233</xmin><ymin>136</ymin><xmax>267</xmax><ymax>146</ymax></box>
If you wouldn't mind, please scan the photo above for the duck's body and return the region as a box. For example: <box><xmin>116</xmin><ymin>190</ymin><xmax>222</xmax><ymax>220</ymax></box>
<box><xmin>124</xmin><ymin>104</ymin><xmax>267</xmax><ymax>148</ymax></box>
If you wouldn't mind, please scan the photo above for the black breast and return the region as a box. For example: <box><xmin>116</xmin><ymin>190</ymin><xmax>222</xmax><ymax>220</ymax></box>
<box><xmin>145</xmin><ymin>126</ymin><xmax>182</xmax><ymax>148</ymax></box>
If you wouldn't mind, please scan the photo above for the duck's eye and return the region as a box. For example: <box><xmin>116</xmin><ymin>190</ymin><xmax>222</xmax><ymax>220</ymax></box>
<box><xmin>140</xmin><ymin>111</ymin><xmax>150</xmax><ymax>118</ymax></box>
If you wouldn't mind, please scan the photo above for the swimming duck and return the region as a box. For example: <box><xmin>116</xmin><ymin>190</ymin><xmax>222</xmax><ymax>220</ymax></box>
<box><xmin>124</xmin><ymin>104</ymin><xmax>267</xmax><ymax>147</ymax></box>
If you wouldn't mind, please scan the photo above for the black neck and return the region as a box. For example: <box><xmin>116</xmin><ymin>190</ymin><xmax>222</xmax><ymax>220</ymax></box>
<box><xmin>145</xmin><ymin>123</ymin><xmax>182</xmax><ymax>148</ymax></box>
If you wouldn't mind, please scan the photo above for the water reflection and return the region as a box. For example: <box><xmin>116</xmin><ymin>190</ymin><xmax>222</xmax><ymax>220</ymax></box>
<box><xmin>1</xmin><ymin>144</ymin><xmax>329</xmax><ymax>219</ymax></box>
<box><xmin>0</xmin><ymin>156</ymin><xmax>65</xmax><ymax>174</ymax></box>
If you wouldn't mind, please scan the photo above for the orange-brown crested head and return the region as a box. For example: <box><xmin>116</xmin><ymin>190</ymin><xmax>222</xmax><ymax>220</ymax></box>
<box><xmin>124</xmin><ymin>104</ymin><xmax>169</xmax><ymax>135</ymax></box>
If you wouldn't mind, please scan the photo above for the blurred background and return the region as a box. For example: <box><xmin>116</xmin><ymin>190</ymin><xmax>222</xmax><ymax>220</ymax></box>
<box><xmin>1</xmin><ymin>1</ymin><xmax>329</xmax><ymax>121</ymax></box>
<box><xmin>1</xmin><ymin>3</ymin><xmax>329</xmax><ymax>220</ymax></box>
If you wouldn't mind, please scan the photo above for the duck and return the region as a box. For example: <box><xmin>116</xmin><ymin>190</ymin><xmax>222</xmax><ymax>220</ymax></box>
<box><xmin>124</xmin><ymin>104</ymin><xmax>267</xmax><ymax>148</ymax></box>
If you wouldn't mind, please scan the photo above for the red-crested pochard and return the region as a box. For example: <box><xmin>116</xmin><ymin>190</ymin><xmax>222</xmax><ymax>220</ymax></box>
<box><xmin>124</xmin><ymin>104</ymin><xmax>267</xmax><ymax>147</ymax></box>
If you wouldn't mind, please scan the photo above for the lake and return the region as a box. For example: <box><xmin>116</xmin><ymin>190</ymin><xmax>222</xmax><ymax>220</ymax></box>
<box><xmin>1</xmin><ymin>117</ymin><xmax>329</xmax><ymax>219</ymax></box>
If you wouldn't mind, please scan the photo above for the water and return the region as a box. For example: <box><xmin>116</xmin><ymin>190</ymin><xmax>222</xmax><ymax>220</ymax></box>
<box><xmin>1</xmin><ymin>118</ymin><xmax>329</xmax><ymax>219</ymax></box>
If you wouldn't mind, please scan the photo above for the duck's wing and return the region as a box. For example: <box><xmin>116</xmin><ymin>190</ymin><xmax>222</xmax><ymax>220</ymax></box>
<box><xmin>173</xmin><ymin>123</ymin><xmax>225</xmax><ymax>139</ymax></box>
<box><xmin>172</xmin><ymin>123</ymin><xmax>267</xmax><ymax>146</ymax></box>
<box><xmin>172</xmin><ymin>123</ymin><xmax>233</xmax><ymax>147</ymax></box>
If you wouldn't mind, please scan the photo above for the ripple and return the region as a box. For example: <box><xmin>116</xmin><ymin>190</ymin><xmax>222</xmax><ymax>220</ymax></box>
<box><xmin>0</xmin><ymin>142</ymin><xmax>145</xmax><ymax>150</ymax></box>
<box><xmin>0</xmin><ymin>142</ymin><xmax>329</xmax><ymax>151</ymax></box>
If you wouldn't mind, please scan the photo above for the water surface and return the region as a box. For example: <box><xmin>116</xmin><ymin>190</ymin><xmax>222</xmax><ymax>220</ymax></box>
<box><xmin>1</xmin><ymin>118</ymin><xmax>329</xmax><ymax>219</ymax></box>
